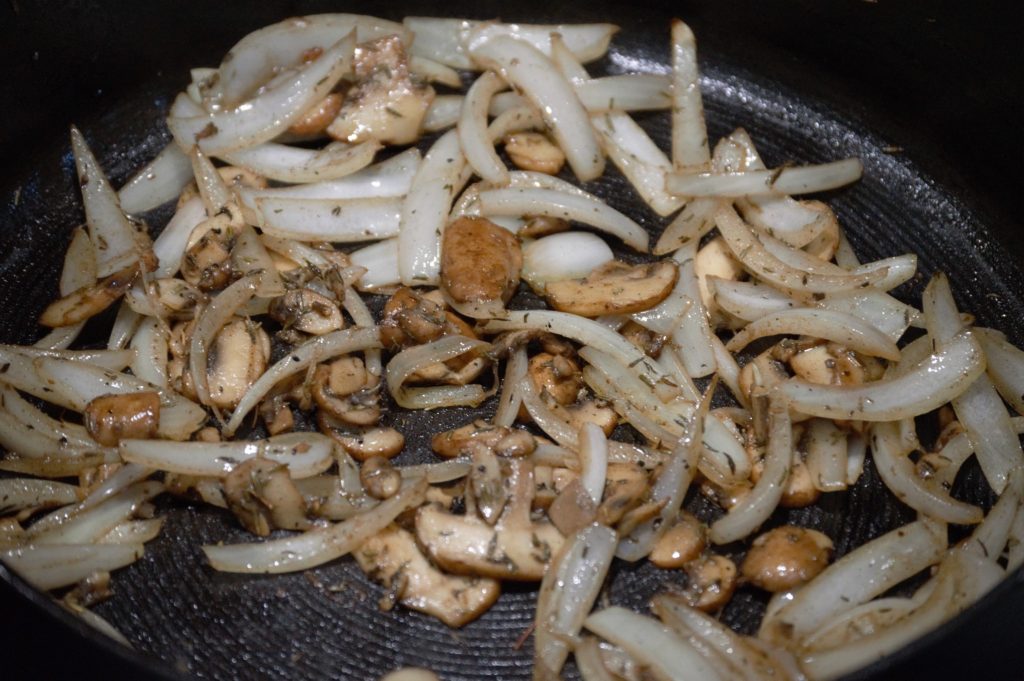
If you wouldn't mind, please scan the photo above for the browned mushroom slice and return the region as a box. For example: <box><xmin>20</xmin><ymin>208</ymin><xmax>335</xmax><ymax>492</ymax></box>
<box><xmin>379</xmin><ymin>287</ymin><xmax>450</xmax><ymax>350</ymax></box>
<box><xmin>547</xmin><ymin>478</ymin><xmax>597</xmax><ymax>536</ymax></box>
<box><xmin>543</xmin><ymin>260</ymin><xmax>678</xmax><ymax>317</ymax></box>
<box><xmin>83</xmin><ymin>391</ymin><xmax>160</xmax><ymax>446</ymax></box>
<box><xmin>649</xmin><ymin>512</ymin><xmax>707</xmax><ymax>569</ymax></box>
<box><xmin>354</xmin><ymin>524</ymin><xmax>500</xmax><ymax>627</ymax></box>
<box><xmin>206</xmin><ymin>319</ymin><xmax>271</xmax><ymax>409</ymax></box>
<box><xmin>695</xmin><ymin>236</ymin><xmax>744</xmax><ymax>325</ymax></box>
<box><xmin>269</xmin><ymin>288</ymin><xmax>344</xmax><ymax>336</ymax></box>
<box><xmin>416</xmin><ymin>459</ymin><xmax>563</xmax><ymax>581</ymax></box>
<box><xmin>740</xmin><ymin>525</ymin><xmax>833</xmax><ymax>592</ymax></box>
<box><xmin>222</xmin><ymin>457</ymin><xmax>311</xmax><ymax>536</ymax></box>
<box><xmin>289</xmin><ymin>92</ymin><xmax>345</xmax><ymax>137</ymax></box>
<box><xmin>181</xmin><ymin>227</ymin><xmax>235</xmax><ymax>292</ymax></box>
<box><xmin>319</xmin><ymin>412</ymin><xmax>405</xmax><ymax>462</ymax></box>
<box><xmin>312</xmin><ymin>357</ymin><xmax>381</xmax><ymax>427</ymax></box>
<box><xmin>327</xmin><ymin>35</ymin><xmax>434</xmax><ymax>146</ymax></box>
<box><xmin>431</xmin><ymin>420</ymin><xmax>536</xmax><ymax>459</ymax></box>
<box><xmin>469</xmin><ymin>444</ymin><xmax>507</xmax><ymax>525</ymax></box>
<box><xmin>440</xmin><ymin>217</ymin><xmax>523</xmax><ymax>317</ymax></box>
<box><xmin>503</xmin><ymin>132</ymin><xmax>566</xmax><ymax>175</ymax></box>
<box><xmin>527</xmin><ymin>352</ymin><xmax>583</xmax><ymax>407</ymax></box>
<box><xmin>360</xmin><ymin>456</ymin><xmax>402</xmax><ymax>500</ymax></box>
<box><xmin>39</xmin><ymin>263</ymin><xmax>139</xmax><ymax>328</ymax></box>
<box><xmin>681</xmin><ymin>554</ymin><xmax>738</xmax><ymax>612</ymax></box>
<box><xmin>561</xmin><ymin>399</ymin><xmax>619</xmax><ymax>438</ymax></box>
<box><xmin>151</xmin><ymin>278</ymin><xmax>207</xmax><ymax>317</ymax></box>
<box><xmin>594</xmin><ymin>463</ymin><xmax>650</xmax><ymax>526</ymax></box>
<box><xmin>619</xmin><ymin>321</ymin><xmax>667</xmax><ymax>358</ymax></box>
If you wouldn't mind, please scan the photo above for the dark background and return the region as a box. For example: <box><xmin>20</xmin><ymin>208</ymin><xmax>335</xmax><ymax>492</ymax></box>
<box><xmin>0</xmin><ymin>1</ymin><xmax>1022</xmax><ymax>680</ymax></box>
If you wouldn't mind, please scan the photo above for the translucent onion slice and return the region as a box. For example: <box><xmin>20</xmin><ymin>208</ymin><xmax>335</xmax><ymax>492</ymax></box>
<box><xmin>34</xmin><ymin>227</ymin><xmax>96</xmax><ymax>350</ymax></box>
<box><xmin>254</xmin><ymin>196</ymin><xmax>402</xmax><ymax>242</ymax></box>
<box><xmin>759</xmin><ymin>519</ymin><xmax>946</xmax><ymax>645</ymax></box>
<box><xmin>224</xmin><ymin>326</ymin><xmax>381</xmax><ymax>435</ymax></box>
<box><xmin>870</xmin><ymin>422</ymin><xmax>983</xmax><ymax>524</ymax></box>
<box><xmin>120</xmin><ymin>432</ymin><xmax>334</xmax><ymax>479</ymax></box>
<box><xmin>574</xmin><ymin>637</ymin><xmax>619</xmax><ymax>681</ymax></box>
<box><xmin>726</xmin><ymin>308</ymin><xmax>900</xmax><ymax>360</ymax></box>
<box><xmin>578</xmin><ymin>423</ymin><xmax>609</xmax><ymax>505</ymax></box>
<box><xmin>575</xmin><ymin>75</ymin><xmax>671</xmax><ymax>112</ymax></box>
<box><xmin>99</xmin><ymin>518</ymin><xmax>165</xmax><ymax>545</ymax></box>
<box><xmin>780</xmin><ymin>330</ymin><xmax>985</xmax><ymax>421</ymax></box>
<box><xmin>0</xmin><ymin>403</ymin><xmax>114</xmax><ymax>460</ymax></box>
<box><xmin>708</xmin><ymin>277</ymin><xmax>796</xmax><ymax>323</ymax></box>
<box><xmin>458</xmin><ymin>70</ymin><xmax>509</xmax><ymax>184</ymax></box>
<box><xmin>398</xmin><ymin>129</ymin><xmax>468</xmax><ymax>286</ymax></box>
<box><xmin>591</xmin><ymin>112</ymin><xmax>683</xmax><ymax>216</ymax></box>
<box><xmin>168</xmin><ymin>33</ymin><xmax>355</xmax><ymax>155</ymax></box>
<box><xmin>494</xmin><ymin>345</ymin><xmax>528</xmax><ymax>427</ymax></box>
<box><xmin>584</xmin><ymin>607</ymin><xmax>725</xmax><ymax>681</ymax></box>
<box><xmin>385</xmin><ymin>335</ymin><xmax>492</xmax><ymax>409</ymax></box>
<box><xmin>804</xmin><ymin>418</ymin><xmax>848</xmax><ymax>493</ymax></box>
<box><xmin>152</xmin><ymin>196</ymin><xmax>206</xmax><ymax>278</ymax></box>
<box><xmin>117</xmin><ymin>142</ymin><xmax>193</xmax><ymax>214</ymax></box>
<box><xmin>70</xmin><ymin>127</ymin><xmax>145</xmax><ymax>278</ymax></box>
<box><xmin>667</xmin><ymin>158</ymin><xmax>862</xmax><ymax>197</ymax></box>
<box><xmin>221</xmin><ymin>140</ymin><xmax>380</xmax><ymax>184</ymax></box>
<box><xmin>107</xmin><ymin>303</ymin><xmax>142</xmax><ymax>351</ymax></box>
<box><xmin>535</xmin><ymin>523</ymin><xmax>618</xmax><ymax>677</ymax></box>
<box><xmin>477</xmin><ymin>187</ymin><xmax>648</xmax><ymax>252</ymax></box>
<box><xmin>818</xmin><ymin>289</ymin><xmax>919</xmax><ymax>343</ymax></box>
<box><xmin>409</xmin><ymin>55</ymin><xmax>462</xmax><ymax>87</ymax></box>
<box><xmin>976</xmin><ymin>328</ymin><xmax>1024</xmax><ymax>415</ymax></box>
<box><xmin>189</xmin><ymin>274</ymin><xmax>259</xmax><ymax>409</ymax></box>
<box><xmin>32</xmin><ymin>481</ymin><xmax>164</xmax><ymax>545</ymax></box>
<box><xmin>469</xmin><ymin>35</ymin><xmax>603</xmax><ymax>181</ymax></box>
<box><xmin>669</xmin><ymin>20</ymin><xmax>709</xmax><ymax>170</ymax></box>
<box><xmin>202</xmin><ymin>477</ymin><xmax>427</xmax><ymax>573</ymax></box>
<box><xmin>349</xmin><ymin>238</ymin><xmax>400</xmax><ymax>290</ymax></box>
<box><xmin>653</xmin><ymin>197</ymin><xmax>720</xmax><ymax>255</ymax></box>
<box><xmin>189</xmin><ymin>146</ymin><xmax>233</xmax><ymax>215</ymax></box>
<box><xmin>0</xmin><ymin>478</ymin><xmax>80</xmax><ymax>514</ymax></box>
<box><xmin>709</xmin><ymin>392</ymin><xmax>792</xmax><ymax>544</ymax></box>
<box><xmin>1</xmin><ymin>543</ymin><xmax>145</xmax><ymax>591</ymax></box>
<box><xmin>671</xmin><ymin>242</ymin><xmax>716</xmax><ymax>377</ymax></box>
<box><xmin>521</xmin><ymin>232</ymin><xmax>614</xmax><ymax>290</ymax></box>
<box><xmin>129</xmin><ymin>317</ymin><xmax>169</xmax><ymax>389</ymax></box>
<box><xmin>423</xmin><ymin>95</ymin><xmax>463</xmax><ymax>133</ymax></box>
<box><xmin>405</xmin><ymin>17</ymin><xmax>617</xmax><ymax>69</ymax></box>
<box><xmin>231</xmin><ymin>225</ymin><xmax>284</xmax><ymax>297</ymax></box>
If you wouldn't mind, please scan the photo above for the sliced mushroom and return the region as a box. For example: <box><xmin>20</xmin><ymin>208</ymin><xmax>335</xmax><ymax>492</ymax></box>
<box><xmin>649</xmin><ymin>512</ymin><xmax>707</xmax><ymax>569</ymax></box>
<box><xmin>289</xmin><ymin>92</ymin><xmax>345</xmax><ymax>137</ymax></box>
<box><xmin>595</xmin><ymin>463</ymin><xmax>650</xmax><ymax>526</ymax></box>
<box><xmin>619</xmin><ymin>321</ymin><xmax>667</xmax><ymax>358</ymax></box>
<box><xmin>181</xmin><ymin>218</ymin><xmax>238</xmax><ymax>292</ymax></box>
<box><xmin>354</xmin><ymin>524</ymin><xmax>500</xmax><ymax>628</ymax></box>
<box><xmin>740</xmin><ymin>525</ymin><xmax>833</xmax><ymax>592</ymax></box>
<box><xmin>528</xmin><ymin>352</ymin><xmax>584</xmax><ymax>407</ymax></box>
<box><xmin>360</xmin><ymin>456</ymin><xmax>403</xmax><ymax>500</ymax></box>
<box><xmin>440</xmin><ymin>217</ymin><xmax>523</xmax><ymax>317</ymax></box>
<box><xmin>562</xmin><ymin>399</ymin><xmax>619</xmax><ymax>438</ymax></box>
<box><xmin>518</xmin><ymin>216</ymin><xmax>570</xmax><ymax>239</ymax></box>
<box><xmin>695</xmin><ymin>237</ymin><xmax>745</xmax><ymax>328</ymax></box>
<box><xmin>151</xmin><ymin>278</ymin><xmax>207</xmax><ymax>316</ymax></box>
<box><xmin>738</xmin><ymin>346</ymin><xmax>792</xmax><ymax>406</ymax></box>
<box><xmin>469</xmin><ymin>444</ymin><xmax>507</xmax><ymax>525</ymax></box>
<box><xmin>681</xmin><ymin>554</ymin><xmax>738</xmax><ymax>612</ymax></box>
<box><xmin>416</xmin><ymin>459</ymin><xmax>564</xmax><ymax>581</ymax></box>
<box><xmin>222</xmin><ymin>457</ymin><xmax>311</xmax><ymax>536</ymax></box>
<box><xmin>431</xmin><ymin>420</ymin><xmax>536</xmax><ymax>460</ymax></box>
<box><xmin>379</xmin><ymin>286</ymin><xmax>473</xmax><ymax>350</ymax></box>
<box><xmin>39</xmin><ymin>263</ymin><xmax>139</xmax><ymax>328</ymax></box>
<box><xmin>269</xmin><ymin>288</ymin><xmax>344</xmax><ymax>336</ymax></box>
<box><xmin>259</xmin><ymin>395</ymin><xmax>295</xmax><ymax>435</ymax></box>
<box><xmin>780</xmin><ymin>453</ymin><xmax>819</xmax><ymax>508</ymax></box>
<box><xmin>503</xmin><ymin>132</ymin><xmax>566</xmax><ymax>175</ymax></box>
<box><xmin>83</xmin><ymin>391</ymin><xmax>160</xmax><ymax>446</ymax></box>
<box><xmin>312</xmin><ymin>357</ymin><xmax>381</xmax><ymax>427</ymax></box>
<box><xmin>319</xmin><ymin>414</ymin><xmax>405</xmax><ymax>462</ymax></box>
<box><xmin>206</xmin><ymin>319</ymin><xmax>271</xmax><ymax>409</ymax></box>
<box><xmin>327</xmin><ymin>35</ymin><xmax>434</xmax><ymax>146</ymax></box>
<box><xmin>547</xmin><ymin>478</ymin><xmax>598</xmax><ymax>536</ymax></box>
<box><xmin>543</xmin><ymin>260</ymin><xmax>678</xmax><ymax>317</ymax></box>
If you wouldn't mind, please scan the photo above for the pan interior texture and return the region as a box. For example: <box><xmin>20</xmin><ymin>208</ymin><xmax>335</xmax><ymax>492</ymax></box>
<box><xmin>1</xmin><ymin>4</ymin><xmax>1023</xmax><ymax>681</ymax></box>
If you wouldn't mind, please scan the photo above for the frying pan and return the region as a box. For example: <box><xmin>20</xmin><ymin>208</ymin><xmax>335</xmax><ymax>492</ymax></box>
<box><xmin>1</xmin><ymin>1</ymin><xmax>1022</xmax><ymax>679</ymax></box>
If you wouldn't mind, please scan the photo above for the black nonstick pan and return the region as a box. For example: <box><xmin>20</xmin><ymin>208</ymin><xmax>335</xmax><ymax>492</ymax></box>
<box><xmin>1</xmin><ymin>1</ymin><xmax>1022</xmax><ymax>679</ymax></box>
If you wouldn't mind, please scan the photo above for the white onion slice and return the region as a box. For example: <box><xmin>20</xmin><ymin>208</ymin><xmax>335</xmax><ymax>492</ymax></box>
<box><xmin>759</xmin><ymin>519</ymin><xmax>945</xmax><ymax>645</ymax></box>
<box><xmin>521</xmin><ymin>232</ymin><xmax>614</xmax><ymax>290</ymax></box>
<box><xmin>709</xmin><ymin>393</ymin><xmax>791</xmax><ymax>544</ymax></box>
<box><xmin>804</xmin><ymin>419</ymin><xmax>848</xmax><ymax>493</ymax></box>
<box><xmin>576</xmin><ymin>75</ymin><xmax>671</xmax><ymax>112</ymax></box>
<box><xmin>818</xmin><ymin>289</ymin><xmax>918</xmax><ymax>343</ymax></box>
<box><xmin>32</xmin><ymin>481</ymin><xmax>164</xmax><ymax>545</ymax></box>
<box><xmin>152</xmin><ymin>196</ymin><xmax>206</xmax><ymax>278</ymax></box>
<box><xmin>477</xmin><ymin>187</ymin><xmax>648</xmax><ymax>252</ymax></box>
<box><xmin>423</xmin><ymin>95</ymin><xmax>463</xmax><ymax>132</ymax></box>
<box><xmin>189</xmin><ymin>146</ymin><xmax>233</xmax><ymax>215</ymax></box>
<box><xmin>221</xmin><ymin>140</ymin><xmax>380</xmax><ymax>184</ymax></box>
<box><xmin>0</xmin><ymin>404</ymin><xmax>114</xmax><ymax>460</ymax></box>
<box><xmin>780</xmin><ymin>330</ymin><xmax>985</xmax><ymax>421</ymax></box>
<box><xmin>385</xmin><ymin>335</ymin><xmax>492</xmax><ymax>409</ymax></box>
<box><xmin>202</xmin><ymin>477</ymin><xmax>427</xmax><ymax>573</ymax></box>
<box><xmin>168</xmin><ymin>33</ymin><xmax>354</xmax><ymax>155</ymax></box>
<box><xmin>99</xmin><ymin>518</ymin><xmax>164</xmax><ymax>545</ymax></box>
<box><xmin>118</xmin><ymin>142</ymin><xmax>193</xmax><ymax>214</ymax></box>
<box><xmin>2</xmin><ymin>543</ymin><xmax>144</xmax><ymax>591</ymax></box>
<box><xmin>458</xmin><ymin>70</ymin><xmax>509</xmax><ymax>184</ymax></box>
<box><xmin>494</xmin><ymin>345</ymin><xmax>527</xmax><ymax>428</ymax></box>
<box><xmin>398</xmin><ymin>129</ymin><xmax>468</xmax><ymax>286</ymax></box>
<box><xmin>107</xmin><ymin>303</ymin><xmax>141</xmax><ymax>351</ymax></box>
<box><xmin>726</xmin><ymin>308</ymin><xmax>900</xmax><ymax>360</ymax></box>
<box><xmin>34</xmin><ymin>227</ymin><xmax>96</xmax><ymax>350</ymax></box>
<box><xmin>977</xmin><ymin>328</ymin><xmax>1024</xmax><ymax>416</ymax></box>
<box><xmin>120</xmin><ymin>432</ymin><xmax>333</xmax><ymax>479</ymax></box>
<box><xmin>578</xmin><ymin>423</ymin><xmax>609</xmax><ymax>505</ymax></box>
<box><xmin>0</xmin><ymin>478</ymin><xmax>80</xmax><ymax>514</ymax></box>
<box><xmin>349</xmin><ymin>238</ymin><xmax>401</xmax><ymax>290</ymax></box>
<box><xmin>255</xmin><ymin>196</ymin><xmax>402</xmax><ymax>242</ymax></box>
<box><xmin>667</xmin><ymin>158</ymin><xmax>862</xmax><ymax>197</ymax></box>
<box><xmin>469</xmin><ymin>35</ymin><xmax>603</xmax><ymax>181</ymax></box>
<box><xmin>670</xmin><ymin>242</ymin><xmax>716</xmax><ymax>377</ymax></box>
<box><xmin>70</xmin><ymin>127</ymin><xmax>144</xmax><ymax>278</ymax></box>
<box><xmin>708</xmin><ymin>277</ymin><xmax>795</xmax><ymax>323</ymax></box>
<box><xmin>189</xmin><ymin>274</ymin><xmax>259</xmax><ymax>409</ymax></box>
<box><xmin>653</xmin><ymin>197</ymin><xmax>720</xmax><ymax>256</ymax></box>
<box><xmin>670</xmin><ymin>20</ymin><xmax>709</xmax><ymax>170</ymax></box>
<box><xmin>535</xmin><ymin>523</ymin><xmax>617</xmax><ymax>677</ymax></box>
<box><xmin>591</xmin><ymin>112</ymin><xmax>683</xmax><ymax>216</ymax></box>
<box><xmin>224</xmin><ymin>326</ymin><xmax>381</xmax><ymax>435</ymax></box>
<box><xmin>584</xmin><ymin>607</ymin><xmax>724</xmax><ymax>681</ymax></box>
<box><xmin>129</xmin><ymin>317</ymin><xmax>169</xmax><ymax>389</ymax></box>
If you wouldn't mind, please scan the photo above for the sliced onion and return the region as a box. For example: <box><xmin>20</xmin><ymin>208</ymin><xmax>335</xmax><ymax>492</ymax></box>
<box><xmin>671</xmin><ymin>242</ymin><xmax>716</xmax><ymax>376</ymax></box>
<box><xmin>99</xmin><ymin>518</ymin><xmax>164</xmax><ymax>545</ymax></box>
<box><xmin>349</xmin><ymin>238</ymin><xmax>400</xmax><ymax>290</ymax></box>
<box><xmin>578</xmin><ymin>423</ymin><xmax>609</xmax><ymax>505</ymax></box>
<box><xmin>0</xmin><ymin>478</ymin><xmax>80</xmax><ymax>514</ymax></box>
<box><xmin>385</xmin><ymin>335</ymin><xmax>492</xmax><ymax>409</ymax></box>
<box><xmin>669</xmin><ymin>20</ymin><xmax>709</xmax><ymax>170</ymax></box>
<box><xmin>0</xmin><ymin>403</ymin><xmax>114</xmax><ymax>460</ymax></box>
<box><xmin>759</xmin><ymin>519</ymin><xmax>946</xmax><ymax>645</ymax></box>
<box><xmin>202</xmin><ymin>477</ymin><xmax>427</xmax><ymax>573</ymax></box>
<box><xmin>818</xmin><ymin>289</ymin><xmax>918</xmax><ymax>343</ymax></box>
<box><xmin>2</xmin><ymin>543</ymin><xmax>145</xmax><ymax>591</ymax></box>
<box><xmin>224</xmin><ymin>326</ymin><xmax>381</xmax><ymax>435</ymax></box>
<box><xmin>458</xmin><ymin>70</ymin><xmax>509</xmax><ymax>184</ymax></box>
<box><xmin>32</xmin><ymin>481</ymin><xmax>164</xmax><ymax>545</ymax></box>
<box><xmin>780</xmin><ymin>330</ymin><xmax>985</xmax><ymax>421</ymax></box>
<box><xmin>189</xmin><ymin>146</ymin><xmax>234</xmax><ymax>215</ymax></box>
<box><xmin>423</xmin><ymin>95</ymin><xmax>463</xmax><ymax>133</ymax></box>
<box><xmin>222</xmin><ymin>140</ymin><xmax>379</xmax><ymax>184</ymax></box>
<box><xmin>709</xmin><ymin>392</ymin><xmax>791</xmax><ymax>544</ymax></box>
<box><xmin>255</xmin><ymin>196</ymin><xmax>402</xmax><ymax>242</ymax></box>
<box><xmin>584</xmin><ymin>607</ymin><xmax>725</xmax><ymax>681</ymax></box>
<box><xmin>667</xmin><ymin>158</ymin><xmax>862</xmax><ymax>197</ymax></box>
<box><xmin>129</xmin><ymin>317</ymin><xmax>169</xmax><ymax>389</ymax></box>
<box><xmin>521</xmin><ymin>232</ymin><xmax>614</xmax><ymax>290</ymax></box>
<box><xmin>576</xmin><ymin>74</ymin><xmax>671</xmax><ymax>112</ymax></box>
<box><xmin>804</xmin><ymin>418</ymin><xmax>848</xmax><ymax>493</ymax></box>
<box><xmin>190</xmin><ymin>273</ymin><xmax>259</xmax><ymax>408</ymax></box>
<box><xmin>152</xmin><ymin>195</ymin><xmax>206</xmax><ymax>278</ymax></box>
<box><xmin>535</xmin><ymin>523</ymin><xmax>617</xmax><ymax>677</ymax></box>
<box><xmin>33</xmin><ymin>227</ymin><xmax>96</xmax><ymax>350</ymax></box>
<box><xmin>398</xmin><ymin>129</ymin><xmax>468</xmax><ymax>286</ymax></box>
<box><xmin>726</xmin><ymin>308</ymin><xmax>900</xmax><ymax>360</ymax></box>
<box><xmin>494</xmin><ymin>345</ymin><xmax>528</xmax><ymax>427</ymax></box>
<box><xmin>117</xmin><ymin>142</ymin><xmax>193</xmax><ymax>214</ymax></box>
<box><xmin>976</xmin><ymin>328</ymin><xmax>1024</xmax><ymax>415</ymax></box>
<box><xmin>708</xmin><ymin>277</ymin><xmax>795</xmax><ymax>323</ymax></box>
<box><xmin>470</xmin><ymin>35</ymin><xmax>603</xmax><ymax>181</ymax></box>
<box><xmin>591</xmin><ymin>112</ymin><xmax>683</xmax><ymax>216</ymax></box>
<box><xmin>653</xmin><ymin>197</ymin><xmax>719</xmax><ymax>255</ymax></box>
<box><xmin>478</xmin><ymin>187</ymin><xmax>648</xmax><ymax>252</ymax></box>
<box><xmin>168</xmin><ymin>33</ymin><xmax>354</xmax><ymax>155</ymax></box>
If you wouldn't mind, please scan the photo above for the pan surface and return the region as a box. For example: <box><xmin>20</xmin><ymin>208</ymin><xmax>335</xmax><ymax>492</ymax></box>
<box><xmin>1</xmin><ymin>1</ymin><xmax>1022</xmax><ymax>679</ymax></box>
